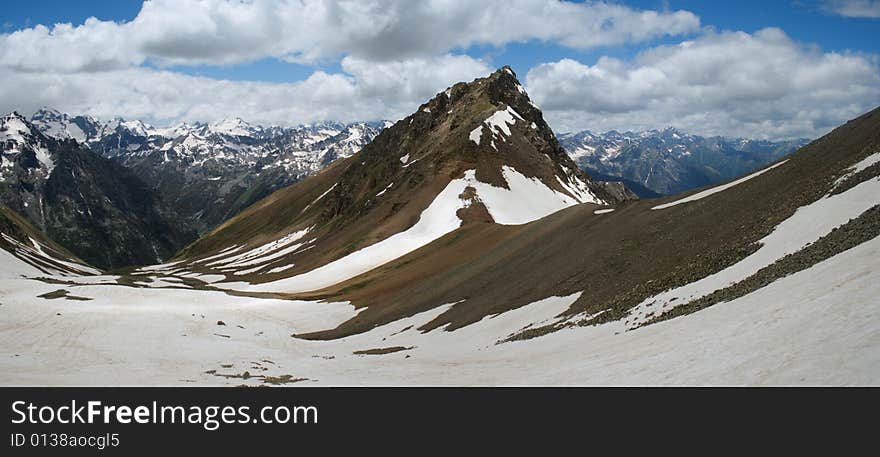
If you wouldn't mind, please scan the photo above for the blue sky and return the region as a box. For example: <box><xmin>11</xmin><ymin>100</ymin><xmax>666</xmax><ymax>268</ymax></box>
<box><xmin>1</xmin><ymin>1</ymin><xmax>878</xmax><ymax>139</ymax></box>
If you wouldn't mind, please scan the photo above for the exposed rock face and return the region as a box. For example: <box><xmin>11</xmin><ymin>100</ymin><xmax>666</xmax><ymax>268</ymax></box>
<box><xmin>1</xmin><ymin>112</ymin><xmax>196</xmax><ymax>270</ymax></box>
<box><xmin>0</xmin><ymin>203</ymin><xmax>99</xmax><ymax>277</ymax></box>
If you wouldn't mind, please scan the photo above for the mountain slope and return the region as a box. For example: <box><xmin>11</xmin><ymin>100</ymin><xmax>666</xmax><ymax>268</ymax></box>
<box><xmin>559</xmin><ymin>128</ymin><xmax>807</xmax><ymax>196</ymax></box>
<box><xmin>172</xmin><ymin>66</ymin><xmax>633</xmax><ymax>290</ymax></box>
<box><xmin>1</xmin><ymin>113</ymin><xmax>196</xmax><ymax>269</ymax></box>
<box><xmin>0</xmin><ymin>203</ymin><xmax>99</xmax><ymax>278</ymax></box>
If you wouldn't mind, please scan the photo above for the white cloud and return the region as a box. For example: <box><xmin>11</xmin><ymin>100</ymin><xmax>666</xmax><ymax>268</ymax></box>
<box><xmin>526</xmin><ymin>28</ymin><xmax>880</xmax><ymax>139</ymax></box>
<box><xmin>0</xmin><ymin>0</ymin><xmax>699</xmax><ymax>128</ymax></box>
<box><xmin>0</xmin><ymin>19</ymin><xmax>138</xmax><ymax>72</ymax></box>
<box><xmin>0</xmin><ymin>0</ymin><xmax>700</xmax><ymax>72</ymax></box>
<box><xmin>822</xmin><ymin>0</ymin><xmax>880</xmax><ymax>18</ymax></box>
<box><xmin>2</xmin><ymin>1</ymin><xmax>874</xmax><ymax>140</ymax></box>
<box><xmin>0</xmin><ymin>54</ymin><xmax>489</xmax><ymax>126</ymax></box>
<box><xmin>340</xmin><ymin>54</ymin><xmax>491</xmax><ymax>110</ymax></box>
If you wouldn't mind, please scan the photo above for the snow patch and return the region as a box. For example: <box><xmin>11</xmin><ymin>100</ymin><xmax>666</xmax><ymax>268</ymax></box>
<box><xmin>652</xmin><ymin>160</ymin><xmax>788</xmax><ymax>210</ymax></box>
<box><xmin>629</xmin><ymin>173</ymin><xmax>880</xmax><ymax>327</ymax></box>
<box><xmin>465</xmin><ymin>167</ymin><xmax>591</xmax><ymax>224</ymax></box>
<box><xmin>469</xmin><ymin>126</ymin><xmax>483</xmax><ymax>145</ymax></box>
<box><xmin>267</xmin><ymin>264</ymin><xmax>296</xmax><ymax>274</ymax></box>
<box><xmin>231</xmin><ymin>174</ymin><xmax>479</xmax><ymax>293</ymax></box>
<box><xmin>376</xmin><ymin>182</ymin><xmax>393</xmax><ymax>197</ymax></box>
<box><xmin>484</xmin><ymin>106</ymin><xmax>523</xmax><ymax>139</ymax></box>
<box><xmin>834</xmin><ymin>152</ymin><xmax>880</xmax><ymax>186</ymax></box>
<box><xmin>469</xmin><ymin>106</ymin><xmax>524</xmax><ymax>150</ymax></box>
<box><xmin>0</xmin><ymin>246</ymin><xmax>43</xmax><ymax>278</ymax></box>
<box><xmin>555</xmin><ymin>174</ymin><xmax>602</xmax><ymax>204</ymax></box>
<box><xmin>302</xmin><ymin>184</ymin><xmax>337</xmax><ymax>213</ymax></box>
<box><xmin>206</xmin><ymin>228</ymin><xmax>311</xmax><ymax>270</ymax></box>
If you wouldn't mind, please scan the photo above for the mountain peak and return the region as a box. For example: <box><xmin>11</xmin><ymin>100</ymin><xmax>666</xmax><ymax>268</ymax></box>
<box><xmin>467</xmin><ymin>65</ymin><xmax>530</xmax><ymax>107</ymax></box>
<box><xmin>209</xmin><ymin>117</ymin><xmax>257</xmax><ymax>137</ymax></box>
<box><xmin>1</xmin><ymin>112</ymin><xmax>58</xmax><ymax>184</ymax></box>
<box><xmin>177</xmin><ymin>66</ymin><xmax>634</xmax><ymax>289</ymax></box>
<box><xmin>484</xmin><ymin>65</ymin><xmax>519</xmax><ymax>85</ymax></box>
<box><xmin>393</xmin><ymin>66</ymin><xmax>634</xmax><ymax>205</ymax></box>
<box><xmin>32</xmin><ymin>107</ymin><xmax>63</xmax><ymax>118</ymax></box>
<box><xmin>2</xmin><ymin>111</ymin><xmax>28</xmax><ymax>122</ymax></box>
<box><xmin>1</xmin><ymin>112</ymin><xmax>37</xmax><ymax>137</ymax></box>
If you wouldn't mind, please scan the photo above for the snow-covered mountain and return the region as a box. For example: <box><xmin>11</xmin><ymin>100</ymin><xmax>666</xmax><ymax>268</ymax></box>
<box><xmin>30</xmin><ymin>108</ymin><xmax>387</xmax><ymax>232</ymax></box>
<box><xmin>559</xmin><ymin>127</ymin><xmax>808</xmax><ymax>196</ymax></box>
<box><xmin>1</xmin><ymin>112</ymin><xmax>56</xmax><ymax>181</ymax></box>
<box><xmin>0</xmin><ymin>112</ymin><xmax>196</xmax><ymax>269</ymax></box>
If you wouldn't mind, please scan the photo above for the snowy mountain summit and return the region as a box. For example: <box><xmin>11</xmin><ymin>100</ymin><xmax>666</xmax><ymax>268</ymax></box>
<box><xmin>0</xmin><ymin>113</ymin><xmax>195</xmax><ymax>269</ymax></box>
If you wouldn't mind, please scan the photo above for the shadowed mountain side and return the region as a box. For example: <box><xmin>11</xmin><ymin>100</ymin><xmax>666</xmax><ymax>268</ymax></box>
<box><xmin>1</xmin><ymin>113</ymin><xmax>197</xmax><ymax>269</ymax></box>
<box><xmin>0</xmin><ymin>204</ymin><xmax>99</xmax><ymax>276</ymax></box>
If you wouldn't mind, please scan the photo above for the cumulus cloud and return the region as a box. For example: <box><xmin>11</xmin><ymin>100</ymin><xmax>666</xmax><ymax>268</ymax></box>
<box><xmin>0</xmin><ymin>54</ymin><xmax>490</xmax><ymax>126</ymax></box>
<box><xmin>526</xmin><ymin>28</ymin><xmax>880</xmax><ymax>139</ymax></box>
<box><xmin>822</xmin><ymin>0</ymin><xmax>880</xmax><ymax>18</ymax></box>
<box><xmin>2</xmin><ymin>1</ymin><xmax>875</xmax><ymax>139</ymax></box>
<box><xmin>0</xmin><ymin>18</ymin><xmax>139</xmax><ymax>73</ymax></box>
<box><xmin>0</xmin><ymin>0</ymin><xmax>699</xmax><ymax>72</ymax></box>
<box><xmin>0</xmin><ymin>0</ymin><xmax>699</xmax><ymax>126</ymax></box>
<box><xmin>0</xmin><ymin>0</ymin><xmax>702</xmax><ymax>127</ymax></box>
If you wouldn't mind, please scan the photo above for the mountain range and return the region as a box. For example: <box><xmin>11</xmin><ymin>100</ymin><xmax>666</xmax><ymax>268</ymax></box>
<box><xmin>559</xmin><ymin>128</ymin><xmax>808</xmax><ymax>197</ymax></box>
<box><xmin>0</xmin><ymin>112</ymin><xmax>195</xmax><ymax>270</ymax></box>
<box><xmin>5</xmin><ymin>100</ymin><xmax>807</xmax><ymax>270</ymax></box>
<box><xmin>29</xmin><ymin>108</ymin><xmax>387</xmax><ymax>233</ymax></box>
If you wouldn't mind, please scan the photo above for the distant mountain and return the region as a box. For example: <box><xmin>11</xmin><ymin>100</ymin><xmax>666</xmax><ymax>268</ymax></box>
<box><xmin>31</xmin><ymin>108</ymin><xmax>387</xmax><ymax>233</ymax></box>
<box><xmin>0</xmin><ymin>112</ymin><xmax>196</xmax><ymax>270</ymax></box>
<box><xmin>558</xmin><ymin>128</ymin><xmax>808</xmax><ymax>196</ymax></box>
